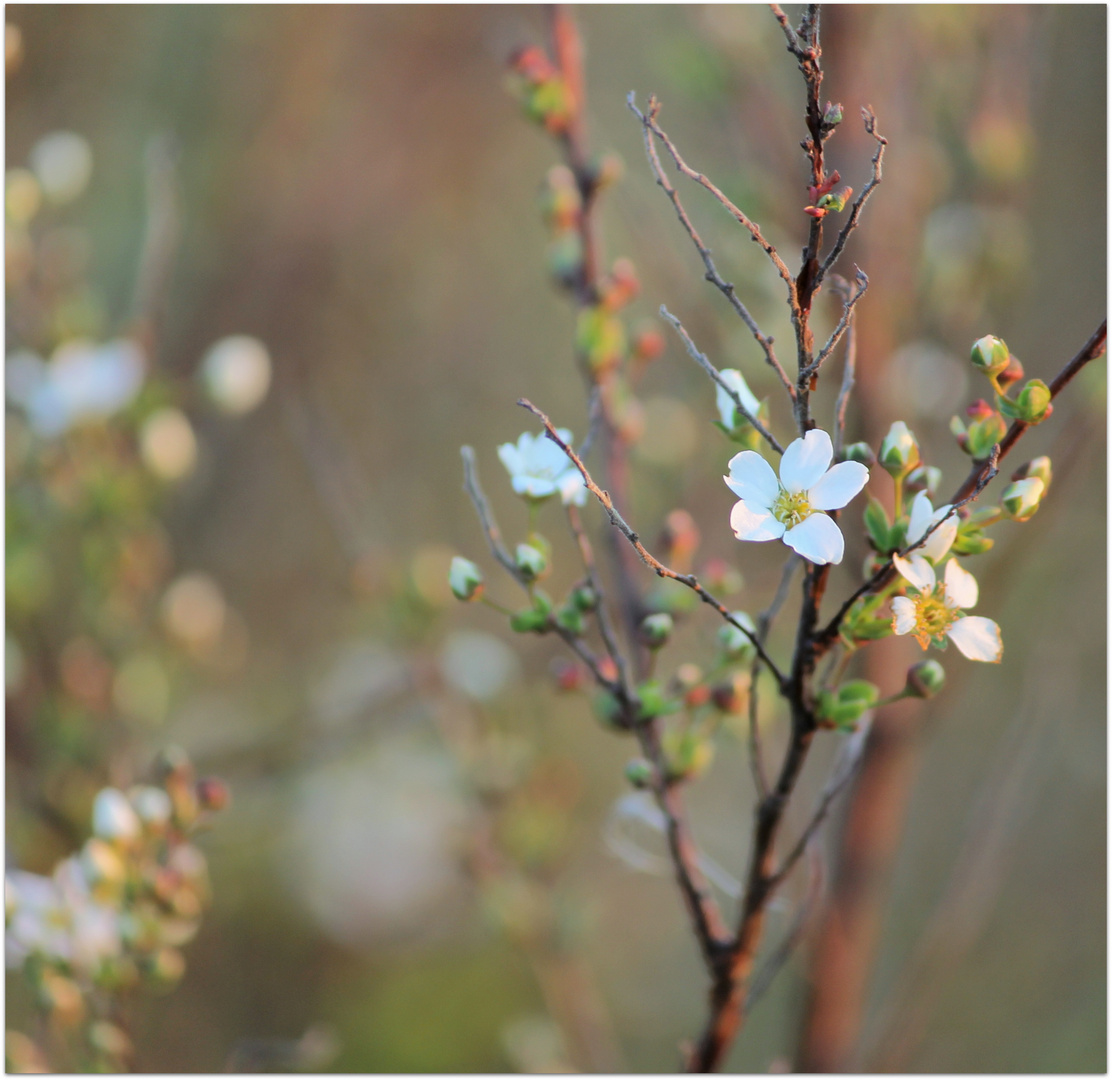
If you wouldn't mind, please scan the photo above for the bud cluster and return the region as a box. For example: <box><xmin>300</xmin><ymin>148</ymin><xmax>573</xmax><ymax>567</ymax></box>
<box><xmin>5</xmin><ymin>749</ymin><xmax>226</xmax><ymax>1069</ymax></box>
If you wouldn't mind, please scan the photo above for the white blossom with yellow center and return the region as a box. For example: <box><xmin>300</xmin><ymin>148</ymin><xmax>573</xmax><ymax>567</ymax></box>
<box><xmin>723</xmin><ymin>428</ymin><xmax>869</xmax><ymax>565</ymax></box>
<box><xmin>891</xmin><ymin>554</ymin><xmax>1002</xmax><ymax>662</ymax></box>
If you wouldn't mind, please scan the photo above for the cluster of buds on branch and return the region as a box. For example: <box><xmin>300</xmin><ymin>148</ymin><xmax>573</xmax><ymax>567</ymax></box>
<box><xmin>5</xmin><ymin>749</ymin><xmax>227</xmax><ymax>1071</ymax></box>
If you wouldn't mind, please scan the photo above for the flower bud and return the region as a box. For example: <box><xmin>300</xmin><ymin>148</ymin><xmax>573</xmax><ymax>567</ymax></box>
<box><xmin>996</xmin><ymin>353</ymin><xmax>1025</xmax><ymax>390</ymax></box>
<box><xmin>569</xmin><ymin>584</ymin><xmax>598</xmax><ymax>613</ymax></box>
<box><xmin>638</xmin><ymin>613</ymin><xmax>674</xmax><ymax>650</ymax></box>
<box><xmin>823</xmin><ymin>100</ymin><xmax>843</xmax><ymax>126</ymax></box>
<box><xmin>717</xmin><ymin>611</ymin><xmax>757</xmax><ymax>661</ymax></box>
<box><xmin>146</xmin><ymin>946</ymin><xmax>186</xmax><ymax>991</ymax></box>
<box><xmin>672</xmin><ymin>663</ymin><xmax>703</xmax><ymax>692</ymax></box>
<box><xmin>554</xmin><ymin>604</ymin><xmax>585</xmax><ymax>636</ymax></box>
<box><xmin>1001</xmin><ymin>476</ymin><xmax>1045</xmax><ymax>522</ymax></box>
<box><xmin>878</xmin><ymin>420</ymin><xmax>920</xmax><ymax>477</ymax></box>
<box><xmin>842</xmin><ymin>441</ymin><xmax>876</xmax><ymax>466</ymax></box>
<box><xmin>550</xmin><ymin>658</ymin><xmax>585</xmax><ymax>692</ymax></box>
<box><xmin>710</xmin><ymin>672</ymin><xmax>749</xmax><ymax>715</ymax></box>
<box><xmin>906</xmin><ymin>659</ymin><xmax>946</xmax><ymax>699</ymax></box>
<box><xmin>80</xmin><ymin>838</ymin><xmax>127</xmax><ymax>894</ymax></box>
<box><xmin>700</xmin><ymin>558</ymin><xmax>743</xmax><ymax>595</ymax></box>
<box><xmin>593</xmin><ymin>691</ymin><xmax>623</xmax><ymax>729</ymax></box>
<box><xmin>92</xmin><ymin>788</ymin><xmax>141</xmax><ymax>843</ymax></box>
<box><xmin>970</xmin><ymin>335</ymin><xmax>1010</xmax><ymax>377</ymax></box>
<box><xmin>631</xmin><ymin>326</ymin><xmax>665</xmax><ymax>365</ymax></box>
<box><xmin>196</xmin><ymin>777</ymin><xmax>230</xmax><ymax>813</ymax></box>
<box><xmin>624</xmin><ymin>758</ymin><xmax>654</xmax><ymax>788</ymax></box>
<box><xmin>661</xmin><ymin>729</ymin><xmax>714</xmax><ymax>782</ymax></box>
<box><xmin>905</xmin><ymin>465</ymin><xmax>942</xmax><ymax>498</ymax></box>
<box><xmin>1013</xmin><ymin>378</ymin><xmax>1052</xmax><ymax>423</ymax></box>
<box><xmin>1013</xmin><ymin>455</ymin><xmax>1052</xmax><ymax>491</ymax></box>
<box><xmin>514</xmin><ymin>544</ymin><xmax>547</xmax><ymax>582</ymax></box>
<box><xmin>88</xmin><ymin>1021</ymin><xmax>133</xmax><ymax>1063</ymax></box>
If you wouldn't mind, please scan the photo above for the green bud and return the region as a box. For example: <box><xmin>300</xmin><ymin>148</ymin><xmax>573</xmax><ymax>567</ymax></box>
<box><xmin>965</xmin><ymin>412</ymin><xmax>1008</xmax><ymax>460</ymax></box>
<box><xmin>1013</xmin><ymin>378</ymin><xmax>1052</xmax><ymax>423</ymax></box>
<box><xmin>510</xmin><ymin>591</ymin><xmax>552</xmax><ymax>633</ymax></box>
<box><xmin>661</xmin><ymin>728</ymin><xmax>715</xmax><ymax>782</ymax></box>
<box><xmin>636</xmin><ymin>680</ymin><xmax>680</xmax><ymax>723</ymax></box>
<box><xmin>878</xmin><ymin>421</ymin><xmax>920</xmax><ymax>476</ymax></box>
<box><xmin>816</xmin><ymin>679</ymin><xmax>879</xmax><ymax>730</ymax></box>
<box><xmin>823</xmin><ymin>100</ymin><xmax>844</xmax><ymax>126</ymax></box>
<box><xmin>593</xmin><ymin>691</ymin><xmax>624</xmax><ymax>729</ymax></box>
<box><xmin>906</xmin><ymin>465</ymin><xmax>942</xmax><ymax>498</ymax></box>
<box><xmin>842</xmin><ymin>441</ymin><xmax>876</xmax><ymax>466</ymax></box>
<box><xmin>515</xmin><ymin>543</ymin><xmax>548</xmax><ymax>582</ymax></box>
<box><xmin>638</xmin><ymin>612</ymin><xmax>674</xmax><ymax>650</ymax></box>
<box><xmin>570</xmin><ymin>584</ymin><xmax>598</xmax><ymax>613</ymax></box>
<box><xmin>717</xmin><ymin>611</ymin><xmax>756</xmax><ymax>661</ymax></box>
<box><xmin>1014</xmin><ymin>455</ymin><xmax>1052</xmax><ymax>491</ymax></box>
<box><xmin>1001</xmin><ymin>476</ymin><xmax>1045</xmax><ymax>522</ymax></box>
<box><xmin>624</xmin><ymin>758</ymin><xmax>654</xmax><ymax>788</ymax></box>
<box><xmin>970</xmin><ymin>335</ymin><xmax>1010</xmax><ymax>377</ymax></box>
<box><xmin>906</xmin><ymin>659</ymin><xmax>946</xmax><ymax>699</ymax></box>
<box><xmin>554</xmin><ymin>605</ymin><xmax>585</xmax><ymax>636</ymax></box>
<box><xmin>863</xmin><ymin>495</ymin><xmax>893</xmax><ymax>553</ymax></box>
<box><xmin>448</xmin><ymin>556</ymin><xmax>484</xmax><ymax>601</ymax></box>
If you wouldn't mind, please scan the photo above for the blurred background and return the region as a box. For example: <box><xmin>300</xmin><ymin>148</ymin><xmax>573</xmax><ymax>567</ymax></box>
<box><xmin>5</xmin><ymin>4</ymin><xmax>1105</xmax><ymax>1072</ymax></box>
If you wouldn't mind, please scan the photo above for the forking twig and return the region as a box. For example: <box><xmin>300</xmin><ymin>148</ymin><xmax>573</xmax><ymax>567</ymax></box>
<box><xmin>516</xmin><ymin>398</ymin><xmax>789</xmax><ymax>690</ymax></box>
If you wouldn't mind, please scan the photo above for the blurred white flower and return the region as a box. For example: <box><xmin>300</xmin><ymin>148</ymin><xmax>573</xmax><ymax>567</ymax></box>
<box><xmin>440</xmin><ymin>629</ymin><xmax>519</xmax><ymax>701</ymax></box>
<box><xmin>160</xmin><ymin>573</ymin><xmax>226</xmax><ymax>651</ymax></box>
<box><xmin>498</xmin><ymin>429</ymin><xmax>586</xmax><ymax>504</ymax></box>
<box><xmin>201</xmin><ymin>335</ymin><xmax>271</xmax><ymax>414</ymax></box>
<box><xmin>284</xmin><ymin>739</ymin><xmax>469</xmax><ymax>945</ymax></box>
<box><xmin>29</xmin><ymin>131</ymin><xmax>93</xmax><ymax>204</ymax></box>
<box><xmin>92</xmin><ymin>788</ymin><xmax>141</xmax><ymax>843</ymax></box>
<box><xmin>6</xmin><ymin>340</ymin><xmax>145</xmax><ymax>437</ymax></box>
<box><xmin>139</xmin><ymin>407</ymin><xmax>197</xmax><ymax>481</ymax></box>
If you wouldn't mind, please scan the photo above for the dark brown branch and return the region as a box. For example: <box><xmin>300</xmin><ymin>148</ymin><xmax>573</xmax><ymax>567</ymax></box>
<box><xmin>628</xmin><ymin>93</ymin><xmax>795</xmax><ymax>400</ymax></box>
<box><xmin>517</xmin><ymin>399</ymin><xmax>789</xmax><ymax>690</ymax></box>
<box><xmin>658</xmin><ymin>306</ymin><xmax>785</xmax><ymax>454</ymax></box>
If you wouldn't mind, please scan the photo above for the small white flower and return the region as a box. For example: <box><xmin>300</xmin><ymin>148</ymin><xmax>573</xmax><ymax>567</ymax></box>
<box><xmin>905</xmin><ymin>491</ymin><xmax>958</xmax><ymax>563</ymax></box>
<box><xmin>498</xmin><ymin>430</ymin><xmax>587</xmax><ymax>505</ymax></box>
<box><xmin>724</xmin><ymin>428</ymin><xmax>869</xmax><ymax>565</ymax></box>
<box><xmin>891</xmin><ymin>554</ymin><xmax>1002</xmax><ymax>662</ymax></box>
<box><xmin>715</xmin><ymin>369</ymin><xmax>761</xmax><ymax>430</ymax></box>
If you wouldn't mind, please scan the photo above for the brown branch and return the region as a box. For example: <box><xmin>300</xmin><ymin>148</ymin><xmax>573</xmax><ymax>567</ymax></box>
<box><xmin>628</xmin><ymin>93</ymin><xmax>795</xmax><ymax>400</ymax></box>
<box><xmin>831</xmin><ymin>276</ymin><xmax>859</xmax><ymax>459</ymax></box>
<box><xmin>517</xmin><ymin>399</ymin><xmax>789</xmax><ymax>690</ymax></box>
<box><xmin>632</xmin><ymin>96</ymin><xmax>804</xmax><ymax>352</ymax></box>
<box><xmin>814</xmin><ymin>108</ymin><xmax>888</xmax><ymax>293</ymax></box>
<box><xmin>658</xmin><ymin>305</ymin><xmax>785</xmax><ymax>454</ymax></box>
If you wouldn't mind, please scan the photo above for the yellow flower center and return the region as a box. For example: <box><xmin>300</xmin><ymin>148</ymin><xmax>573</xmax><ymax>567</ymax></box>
<box><xmin>772</xmin><ymin>489</ymin><xmax>812</xmax><ymax>528</ymax></box>
<box><xmin>910</xmin><ymin>586</ymin><xmax>959</xmax><ymax>649</ymax></box>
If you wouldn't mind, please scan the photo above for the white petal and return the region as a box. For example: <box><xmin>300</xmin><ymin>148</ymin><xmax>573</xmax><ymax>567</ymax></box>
<box><xmin>558</xmin><ymin>468</ymin><xmax>588</xmax><ymax>506</ymax></box>
<box><xmin>942</xmin><ymin>558</ymin><xmax>978</xmax><ymax>609</ymax></box>
<box><xmin>498</xmin><ymin>442</ymin><xmax>522</xmax><ymax>476</ymax></box>
<box><xmin>906</xmin><ymin>491</ymin><xmax>933</xmax><ymax>545</ymax></box>
<box><xmin>921</xmin><ymin>513</ymin><xmax>958</xmax><ymax>564</ymax></box>
<box><xmin>892</xmin><ymin>553</ymin><xmax>935</xmax><ymax>593</ymax></box>
<box><xmin>716</xmin><ymin>369</ymin><xmax>761</xmax><ymax>426</ymax></box>
<box><xmin>512</xmin><ymin>475</ymin><xmax>557</xmax><ymax>499</ymax></box>
<box><xmin>807</xmin><ymin>460</ymin><xmax>869</xmax><ymax>511</ymax></box>
<box><xmin>891</xmin><ymin>596</ymin><xmax>917</xmax><ymax>635</ymax></box>
<box><xmin>946</xmin><ymin>616</ymin><xmax>1003</xmax><ymax>662</ymax></box>
<box><xmin>724</xmin><ymin>450</ymin><xmax>779</xmax><ymax>510</ymax></box>
<box><xmin>780</xmin><ymin>429</ymin><xmax>833</xmax><ymax>493</ymax></box>
<box><xmin>783</xmin><ymin>512</ymin><xmax>844</xmax><ymax>565</ymax></box>
<box><xmin>730</xmin><ymin>499</ymin><xmax>786</xmax><ymax>542</ymax></box>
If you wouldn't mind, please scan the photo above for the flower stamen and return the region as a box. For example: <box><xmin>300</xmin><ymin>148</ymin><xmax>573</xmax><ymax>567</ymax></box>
<box><xmin>772</xmin><ymin>489</ymin><xmax>811</xmax><ymax>529</ymax></box>
<box><xmin>910</xmin><ymin>586</ymin><xmax>958</xmax><ymax>649</ymax></box>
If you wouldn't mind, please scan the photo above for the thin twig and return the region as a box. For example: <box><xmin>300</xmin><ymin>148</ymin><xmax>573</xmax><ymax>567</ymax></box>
<box><xmin>803</xmin><ymin>267</ymin><xmax>868</xmax><ymax>380</ymax></box>
<box><xmin>814</xmin><ymin>109</ymin><xmax>887</xmax><ymax>292</ymax></box>
<box><xmin>628</xmin><ymin>93</ymin><xmax>795</xmax><ymax>399</ymax></box>
<box><xmin>632</xmin><ymin>95</ymin><xmax>804</xmax><ymax>355</ymax></box>
<box><xmin>659</xmin><ymin>305</ymin><xmax>784</xmax><ymax>454</ymax></box>
<box><xmin>518</xmin><ymin>398</ymin><xmax>789</xmax><ymax>690</ymax></box>
<box><xmin>831</xmin><ymin>277</ymin><xmax>859</xmax><ymax>458</ymax></box>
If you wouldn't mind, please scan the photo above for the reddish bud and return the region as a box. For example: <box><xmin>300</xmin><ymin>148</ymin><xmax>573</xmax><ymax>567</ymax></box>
<box><xmin>997</xmin><ymin>353</ymin><xmax>1025</xmax><ymax>390</ymax></box>
<box><xmin>598</xmin><ymin>657</ymin><xmax>619</xmax><ymax>683</ymax></box>
<box><xmin>685</xmin><ymin>684</ymin><xmax>711</xmax><ymax>708</ymax></box>
<box><xmin>966</xmin><ymin>398</ymin><xmax>995</xmax><ymax>420</ymax></box>
<box><xmin>510</xmin><ymin>45</ymin><xmax>555</xmax><ymax>83</ymax></box>
<box><xmin>196</xmin><ymin>777</ymin><xmax>230</xmax><ymax>813</ymax></box>
<box><xmin>660</xmin><ymin>509</ymin><xmax>701</xmax><ymax>572</ymax></box>
<box><xmin>551</xmin><ymin>659</ymin><xmax>585</xmax><ymax>692</ymax></box>
<box><xmin>632</xmin><ymin>327</ymin><xmax>665</xmax><ymax>364</ymax></box>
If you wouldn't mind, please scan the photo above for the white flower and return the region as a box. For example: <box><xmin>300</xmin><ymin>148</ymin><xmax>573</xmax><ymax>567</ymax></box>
<box><xmin>891</xmin><ymin>555</ymin><xmax>1002</xmax><ymax>662</ymax></box>
<box><xmin>92</xmin><ymin>788</ymin><xmax>141</xmax><ymax>842</ymax></box>
<box><xmin>498</xmin><ymin>430</ymin><xmax>587</xmax><ymax>505</ymax></box>
<box><xmin>905</xmin><ymin>491</ymin><xmax>958</xmax><ymax>563</ymax></box>
<box><xmin>724</xmin><ymin>428</ymin><xmax>869</xmax><ymax>565</ymax></box>
<box><xmin>715</xmin><ymin>369</ymin><xmax>761</xmax><ymax>430</ymax></box>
